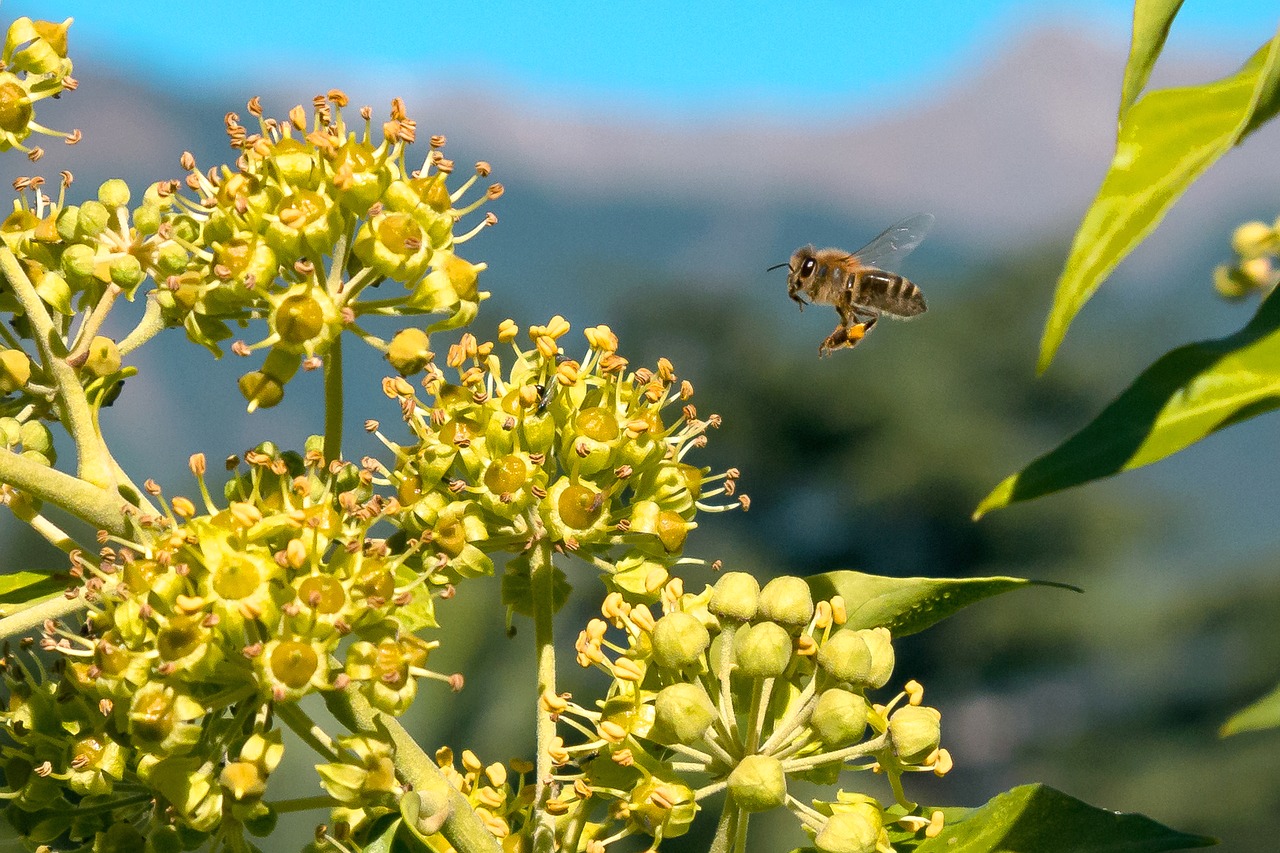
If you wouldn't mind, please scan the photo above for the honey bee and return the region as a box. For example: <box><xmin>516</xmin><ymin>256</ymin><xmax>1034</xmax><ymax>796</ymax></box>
<box><xmin>770</xmin><ymin>213</ymin><xmax>934</xmax><ymax>356</ymax></box>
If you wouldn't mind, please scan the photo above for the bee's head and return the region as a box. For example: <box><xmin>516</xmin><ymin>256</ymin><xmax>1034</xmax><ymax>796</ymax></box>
<box><xmin>773</xmin><ymin>246</ymin><xmax>816</xmax><ymax>306</ymax></box>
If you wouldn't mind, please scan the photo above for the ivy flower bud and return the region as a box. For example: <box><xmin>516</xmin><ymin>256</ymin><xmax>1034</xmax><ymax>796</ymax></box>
<box><xmin>758</xmin><ymin>576</ymin><xmax>814</xmax><ymax>626</ymax></box>
<box><xmin>888</xmin><ymin>705</ymin><xmax>942</xmax><ymax>765</ymax></box>
<box><xmin>727</xmin><ymin>755</ymin><xmax>786</xmax><ymax>812</ymax></box>
<box><xmin>811</xmin><ymin>688</ymin><xmax>869</xmax><ymax>748</ymax></box>
<box><xmin>98</xmin><ymin>178</ymin><xmax>131</xmax><ymax>209</ymax></box>
<box><xmin>709</xmin><ymin>571</ymin><xmax>760</xmax><ymax>622</ymax></box>
<box><xmin>816</xmin><ymin>630</ymin><xmax>873</xmax><ymax>686</ymax></box>
<box><xmin>651</xmin><ymin>683</ymin><xmax>715</xmax><ymax>745</ymax></box>
<box><xmin>735</xmin><ymin>621</ymin><xmax>793</xmax><ymax>679</ymax></box>
<box><xmin>651</xmin><ymin>611</ymin><xmax>710</xmax><ymax>671</ymax></box>
<box><xmin>75</xmin><ymin>200</ymin><xmax>110</xmax><ymax>238</ymax></box>
<box><xmin>856</xmin><ymin>627</ymin><xmax>894</xmax><ymax>688</ymax></box>
<box><xmin>814</xmin><ymin>804</ymin><xmax>883</xmax><ymax>853</ymax></box>
<box><xmin>0</xmin><ymin>348</ymin><xmax>31</xmax><ymax>392</ymax></box>
<box><xmin>17</xmin><ymin>419</ymin><xmax>53</xmax><ymax>456</ymax></box>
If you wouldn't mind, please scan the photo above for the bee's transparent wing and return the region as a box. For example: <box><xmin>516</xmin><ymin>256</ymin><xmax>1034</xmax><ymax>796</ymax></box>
<box><xmin>849</xmin><ymin>213</ymin><xmax>934</xmax><ymax>271</ymax></box>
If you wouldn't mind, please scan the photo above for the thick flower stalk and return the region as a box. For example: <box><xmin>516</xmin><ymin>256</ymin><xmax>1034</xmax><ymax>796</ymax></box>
<box><xmin>546</xmin><ymin>573</ymin><xmax>949</xmax><ymax>852</ymax></box>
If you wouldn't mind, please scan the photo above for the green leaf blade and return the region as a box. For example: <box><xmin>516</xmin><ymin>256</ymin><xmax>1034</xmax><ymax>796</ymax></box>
<box><xmin>980</xmin><ymin>288</ymin><xmax>1280</xmax><ymax>516</ymax></box>
<box><xmin>1037</xmin><ymin>29</ymin><xmax>1280</xmax><ymax>374</ymax></box>
<box><xmin>1221</xmin><ymin>681</ymin><xmax>1280</xmax><ymax>737</ymax></box>
<box><xmin>805</xmin><ymin>571</ymin><xmax>1078</xmax><ymax>638</ymax></box>
<box><xmin>909</xmin><ymin>784</ymin><xmax>1215</xmax><ymax>852</ymax></box>
<box><xmin>0</xmin><ymin>571</ymin><xmax>68</xmax><ymax>607</ymax></box>
<box><xmin>1119</xmin><ymin>0</ymin><xmax>1186</xmax><ymax>118</ymax></box>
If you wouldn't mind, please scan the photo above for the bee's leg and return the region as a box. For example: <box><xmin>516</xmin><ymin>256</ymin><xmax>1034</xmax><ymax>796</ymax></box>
<box><xmin>820</xmin><ymin>294</ymin><xmax>863</xmax><ymax>356</ymax></box>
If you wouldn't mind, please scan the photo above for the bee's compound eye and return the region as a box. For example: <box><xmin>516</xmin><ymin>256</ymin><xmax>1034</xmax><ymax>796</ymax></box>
<box><xmin>800</xmin><ymin>258</ymin><xmax>816</xmax><ymax>277</ymax></box>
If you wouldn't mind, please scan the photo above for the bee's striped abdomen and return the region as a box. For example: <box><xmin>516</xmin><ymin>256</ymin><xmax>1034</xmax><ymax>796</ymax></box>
<box><xmin>854</xmin><ymin>270</ymin><xmax>926</xmax><ymax>317</ymax></box>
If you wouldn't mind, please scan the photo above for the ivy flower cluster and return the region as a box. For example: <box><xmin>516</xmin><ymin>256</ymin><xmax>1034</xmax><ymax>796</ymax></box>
<box><xmin>161</xmin><ymin>92</ymin><xmax>499</xmax><ymax>409</ymax></box>
<box><xmin>0</xmin><ymin>442</ymin><xmax>460</xmax><ymax>852</ymax></box>
<box><xmin>0</xmin><ymin>90</ymin><xmax>500</xmax><ymax>418</ymax></box>
<box><xmin>372</xmin><ymin>317</ymin><xmax>748</xmax><ymax>605</ymax></box>
<box><xmin>545</xmin><ymin>573</ymin><xmax>949</xmax><ymax>853</ymax></box>
<box><xmin>0</xmin><ymin>16</ymin><xmax>78</xmax><ymax>157</ymax></box>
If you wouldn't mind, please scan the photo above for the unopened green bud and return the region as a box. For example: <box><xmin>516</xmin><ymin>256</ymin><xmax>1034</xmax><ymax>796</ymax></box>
<box><xmin>735</xmin><ymin>621</ymin><xmax>792</xmax><ymax>679</ymax></box>
<box><xmin>652</xmin><ymin>611</ymin><xmax>710</xmax><ymax>670</ymax></box>
<box><xmin>133</xmin><ymin>203</ymin><xmax>162</xmax><ymax>235</ymax></box>
<box><xmin>110</xmin><ymin>254</ymin><xmax>145</xmax><ymax>289</ymax></box>
<box><xmin>758</xmin><ymin>575</ymin><xmax>814</xmax><ymax>626</ymax></box>
<box><xmin>0</xmin><ymin>349</ymin><xmax>31</xmax><ymax>392</ymax></box>
<box><xmin>710</xmin><ymin>571</ymin><xmax>759</xmax><ymax>622</ymax></box>
<box><xmin>98</xmin><ymin>179</ymin><xmax>132</xmax><ymax>209</ymax></box>
<box><xmin>652</xmin><ymin>683</ymin><xmax>716</xmax><ymax>745</ymax></box>
<box><xmin>61</xmin><ymin>242</ymin><xmax>96</xmax><ymax>280</ymax></box>
<box><xmin>857</xmin><ymin>628</ymin><xmax>894</xmax><ymax>688</ymax></box>
<box><xmin>0</xmin><ymin>416</ymin><xmax>19</xmax><ymax>445</ymax></box>
<box><xmin>155</xmin><ymin>242</ymin><xmax>189</xmax><ymax>276</ymax></box>
<box><xmin>815</xmin><ymin>805</ymin><xmax>882</xmax><ymax>853</ymax></box>
<box><xmin>727</xmin><ymin>755</ymin><xmax>786</xmax><ymax>812</ymax></box>
<box><xmin>816</xmin><ymin>630</ymin><xmax>872</xmax><ymax>686</ymax></box>
<box><xmin>18</xmin><ymin>419</ymin><xmax>52</xmax><ymax>454</ymax></box>
<box><xmin>82</xmin><ymin>336</ymin><xmax>121</xmax><ymax>377</ymax></box>
<box><xmin>888</xmin><ymin>705</ymin><xmax>941</xmax><ymax>764</ymax></box>
<box><xmin>811</xmin><ymin>689</ymin><xmax>869</xmax><ymax>748</ymax></box>
<box><xmin>387</xmin><ymin>328</ymin><xmax>433</xmax><ymax>375</ymax></box>
<box><xmin>76</xmin><ymin>200</ymin><xmax>110</xmax><ymax>237</ymax></box>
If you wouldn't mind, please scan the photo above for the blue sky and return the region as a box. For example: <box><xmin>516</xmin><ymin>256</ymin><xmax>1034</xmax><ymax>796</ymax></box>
<box><xmin>6</xmin><ymin>1</ymin><xmax>1278</xmax><ymax>116</ymax></box>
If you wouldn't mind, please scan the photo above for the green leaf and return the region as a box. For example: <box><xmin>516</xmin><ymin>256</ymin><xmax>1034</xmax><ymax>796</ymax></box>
<box><xmin>905</xmin><ymin>784</ymin><xmax>1215</xmax><ymax>851</ymax></box>
<box><xmin>1119</xmin><ymin>0</ymin><xmax>1186</xmax><ymax>118</ymax></box>
<box><xmin>1221</xmin><ymin>680</ymin><xmax>1280</xmax><ymax>736</ymax></box>
<box><xmin>1037</xmin><ymin>27</ymin><xmax>1280</xmax><ymax>374</ymax></box>
<box><xmin>805</xmin><ymin>571</ymin><xmax>1078</xmax><ymax>638</ymax></box>
<box><xmin>979</xmin><ymin>287</ymin><xmax>1280</xmax><ymax>516</ymax></box>
<box><xmin>0</xmin><ymin>571</ymin><xmax>67</xmax><ymax>606</ymax></box>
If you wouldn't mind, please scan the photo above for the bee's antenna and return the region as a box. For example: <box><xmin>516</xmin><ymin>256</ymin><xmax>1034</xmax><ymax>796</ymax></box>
<box><xmin>765</xmin><ymin>262</ymin><xmax>789</xmax><ymax>272</ymax></box>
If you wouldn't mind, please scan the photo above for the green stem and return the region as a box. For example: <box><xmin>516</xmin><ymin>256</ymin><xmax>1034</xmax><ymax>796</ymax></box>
<box><xmin>118</xmin><ymin>292</ymin><xmax>167</xmax><ymax>356</ymax></box>
<box><xmin>323</xmin><ymin>335</ymin><xmax>343</xmax><ymax>462</ymax></box>
<box><xmin>269</xmin><ymin>795</ymin><xmax>339</xmax><ymax>814</ymax></box>
<box><xmin>324</xmin><ymin>689</ymin><xmax>500</xmax><ymax>853</ymax></box>
<box><xmin>529</xmin><ymin>535</ymin><xmax>558</xmax><ymax>853</ymax></box>
<box><xmin>0</xmin><ymin>248</ymin><xmax>114</xmax><ymax>488</ymax></box>
<box><xmin>277</xmin><ymin>701</ymin><xmax>339</xmax><ymax>761</ymax></box>
<box><xmin>709</xmin><ymin>800</ymin><xmax>740</xmax><ymax>853</ymax></box>
<box><xmin>67</xmin><ymin>284</ymin><xmax>121</xmax><ymax>364</ymax></box>
<box><xmin>0</xmin><ymin>591</ymin><xmax>85</xmax><ymax>639</ymax></box>
<box><xmin>0</xmin><ymin>446</ymin><xmax>131</xmax><ymax>536</ymax></box>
